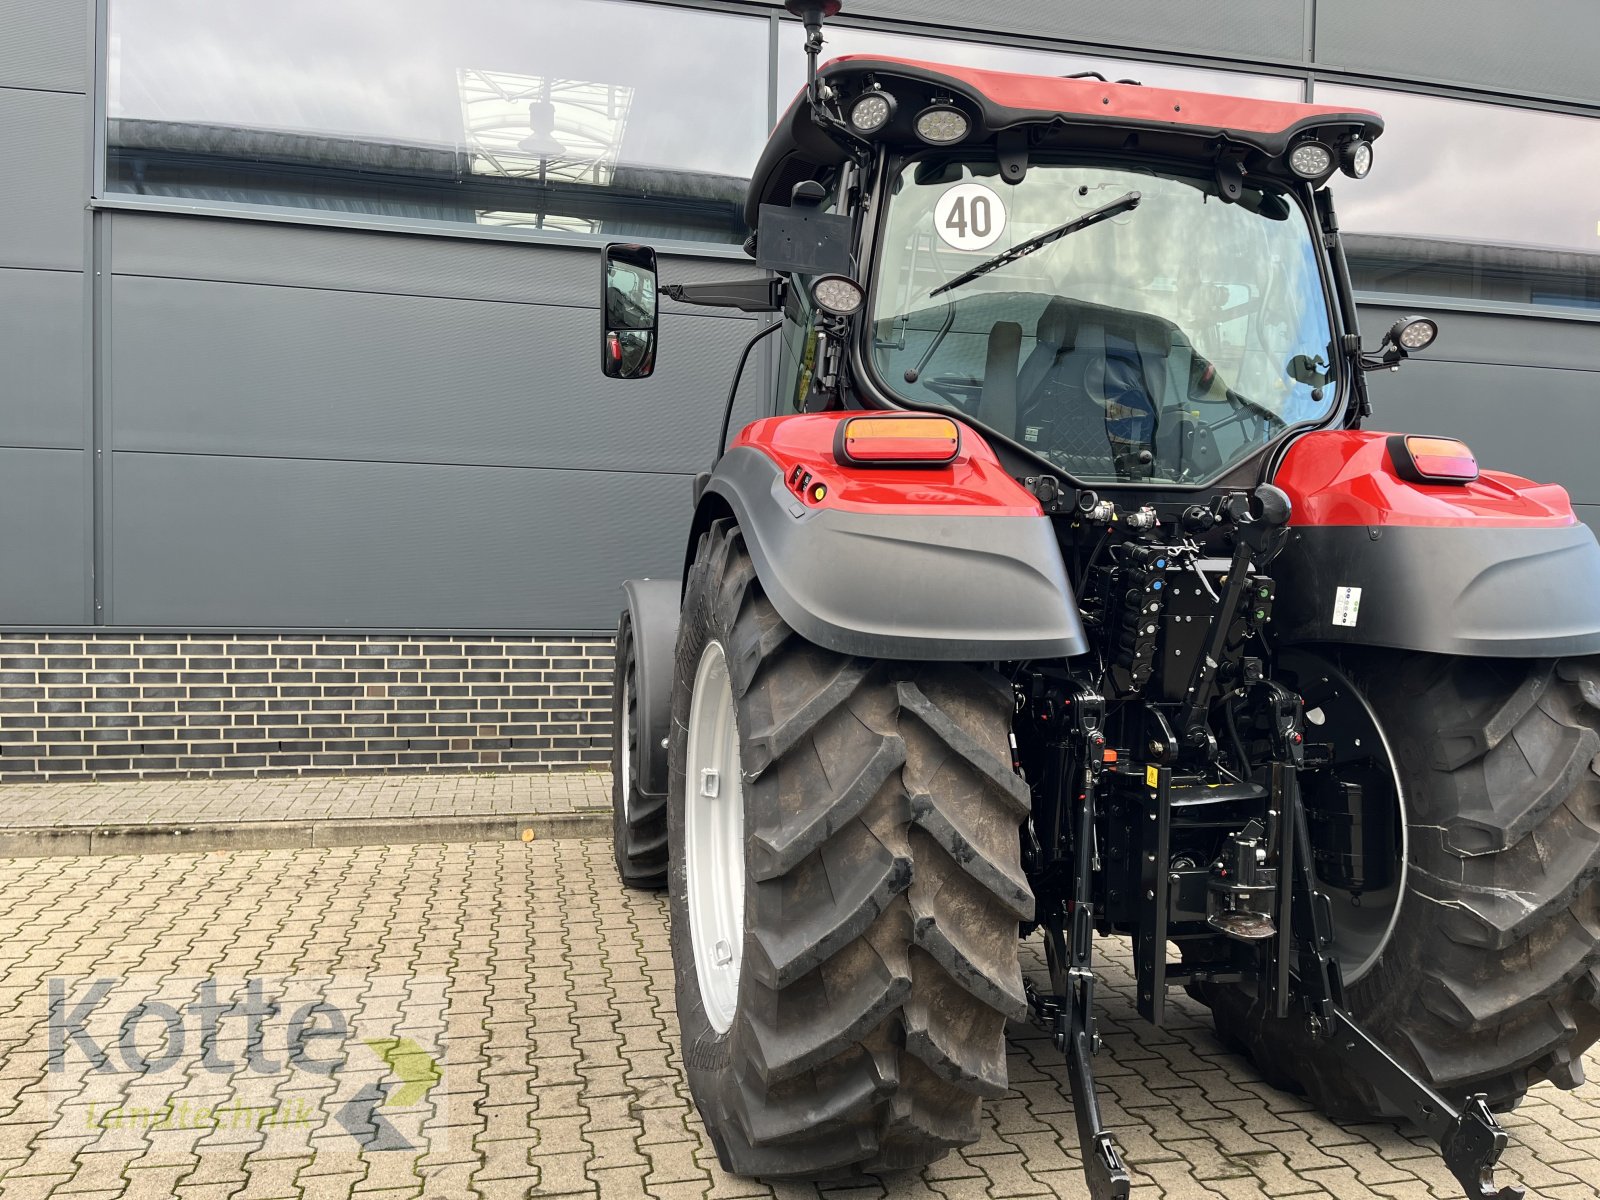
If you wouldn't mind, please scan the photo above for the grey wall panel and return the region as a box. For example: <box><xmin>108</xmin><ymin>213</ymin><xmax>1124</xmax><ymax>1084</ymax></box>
<box><xmin>108</xmin><ymin>451</ymin><xmax>690</xmax><ymax>629</ymax></box>
<box><xmin>1577</xmin><ymin>504</ymin><xmax>1599</xmax><ymax>539</ymax></box>
<box><xmin>0</xmin><ymin>87</ymin><xmax>88</xmax><ymax>270</ymax></box>
<box><xmin>0</xmin><ymin>447</ymin><xmax>89</xmax><ymax>623</ymax></box>
<box><xmin>1363</xmin><ymin>361</ymin><xmax>1600</xmax><ymax>505</ymax></box>
<box><xmin>109</xmin><ymin>274</ymin><xmax>759</xmax><ymax>472</ymax></box>
<box><xmin>1356</xmin><ymin>303</ymin><xmax>1600</xmax><ymax>374</ymax></box>
<box><xmin>108</xmin><ymin>212</ymin><xmax>757</xmax><ymax>310</ymax></box>
<box><xmin>0</xmin><ymin>267</ymin><xmax>86</xmax><ymax>448</ymax></box>
<box><xmin>1316</xmin><ymin>0</ymin><xmax>1600</xmax><ymax>104</ymax></box>
<box><xmin>744</xmin><ymin>0</ymin><xmax>1308</xmax><ymax>64</ymax></box>
<box><xmin>0</xmin><ymin>0</ymin><xmax>87</xmax><ymax>93</ymax></box>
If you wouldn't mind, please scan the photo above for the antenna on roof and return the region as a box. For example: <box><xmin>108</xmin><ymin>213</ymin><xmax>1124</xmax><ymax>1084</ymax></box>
<box><xmin>785</xmin><ymin>1</ymin><xmax>843</xmax><ymax>112</ymax></box>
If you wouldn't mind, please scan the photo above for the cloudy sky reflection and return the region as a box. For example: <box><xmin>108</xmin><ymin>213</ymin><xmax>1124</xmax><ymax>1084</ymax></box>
<box><xmin>1313</xmin><ymin>83</ymin><xmax>1599</xmax><ymax>254</ymax></box>
<box><xmin>109</xmin><ymin>0</ymin><xmax>768</xmax><ymax>178</ymax></box>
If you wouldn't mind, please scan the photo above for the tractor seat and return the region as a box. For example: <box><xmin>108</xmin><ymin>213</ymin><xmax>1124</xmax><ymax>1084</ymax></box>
<box><xmin>1014</xmin><ymin>298</ymin><xmax>1119</xmax><ymax>466</ymax></box>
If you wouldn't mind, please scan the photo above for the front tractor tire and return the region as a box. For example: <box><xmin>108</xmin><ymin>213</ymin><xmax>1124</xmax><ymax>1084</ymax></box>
<box><xmin>668</xmin><ymin>519</ymin><xmax>1034</xmax><ymax>1178</ymax></box>
<box><xmin>1210</xmin><ymin>651</ymin><xmax>1600</xmax><ymax>1117</ymax></box>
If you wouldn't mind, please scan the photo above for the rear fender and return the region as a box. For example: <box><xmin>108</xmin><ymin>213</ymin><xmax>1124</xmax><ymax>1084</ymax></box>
<box><xmin>621</xmin><ymin>578</ymin><xmax>680</xmax><ymax>798</ymax></box>
<box><xmin>1270</xmin><ymin>430</ymin><xmax>1600</xmax><ymax>657</ymax></box>
<box><xmin>690</xmin><ymin>413</ymin><xmax>1087</xmax><ymax>661</ymax></box>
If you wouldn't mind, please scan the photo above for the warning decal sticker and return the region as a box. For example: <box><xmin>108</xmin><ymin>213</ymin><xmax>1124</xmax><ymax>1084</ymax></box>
<box><xmin>1332</xmin><ymin>586</ymin><xmax>1362</xmax><ymax>628</ymax></box>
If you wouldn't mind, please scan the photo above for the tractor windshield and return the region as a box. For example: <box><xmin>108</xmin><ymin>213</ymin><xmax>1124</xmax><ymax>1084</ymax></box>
<box><xmin>869</xmin><ymin>159</ymin><xmax>1338</xmax><ymax>484</ymax></box>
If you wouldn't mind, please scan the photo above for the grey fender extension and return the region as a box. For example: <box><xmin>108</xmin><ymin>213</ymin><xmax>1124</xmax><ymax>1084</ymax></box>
<box><xmin>1273</xmin><ymin>522</ymin><xmax>1600</xmax><ymax>657</ymax></box>
<box><xmin>699</xmin><ymin>447</ymin><xmax>1087</xmax><ymax>662</ymax></box>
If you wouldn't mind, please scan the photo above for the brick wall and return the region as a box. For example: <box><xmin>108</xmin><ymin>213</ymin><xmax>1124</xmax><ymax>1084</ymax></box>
<box><xmin>0</xmin><ymin>634</ymin><xmax>614</xmax><ymax>781</ymax></box>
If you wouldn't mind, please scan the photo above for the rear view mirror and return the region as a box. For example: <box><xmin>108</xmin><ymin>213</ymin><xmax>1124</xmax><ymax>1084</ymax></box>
<box><xmin>601</xmin><ymin>243</ymin><xmax>658</xmax><ymax>379</ymax></box>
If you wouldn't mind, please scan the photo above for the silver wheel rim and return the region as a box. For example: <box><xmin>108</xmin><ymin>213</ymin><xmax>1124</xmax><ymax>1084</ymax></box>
<box><xmin>1283</xmin><ymin>650</ymin><xmax>1408</xmax><ymax>985</ymax></box>
<box><xmin>684</xmin><ymin>639</ymin><xmax>745</xmax><ymax>1033</ymax></box>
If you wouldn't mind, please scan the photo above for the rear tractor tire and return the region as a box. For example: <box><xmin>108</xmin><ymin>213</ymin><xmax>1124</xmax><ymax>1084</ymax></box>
<box><xmin>667</xmin><ymin>518</ymin><xmax>1035</xmax><ymax>1177</ymax></box>
<box><xmin>1205</xmin><ymin>651</ymin><xmax>1600</xmax><ymax>1118</ymax></box>
<box><xmin>612</xmin><ymin>608</ymin><xmax>668</xmax><ymax>889</ymax></box>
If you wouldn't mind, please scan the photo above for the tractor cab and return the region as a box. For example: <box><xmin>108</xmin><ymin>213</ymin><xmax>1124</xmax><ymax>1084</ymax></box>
<box><xmin>601</xmin><ymin>15</ymin><xmax>1441</xmax><ymax>499</ymax></box>
<box><xmin>743</xmin><ymin>52</ymin><xmax>1391</xmax><ymax>488</ymax></box>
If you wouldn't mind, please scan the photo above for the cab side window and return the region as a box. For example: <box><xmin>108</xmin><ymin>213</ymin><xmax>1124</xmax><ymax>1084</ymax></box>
<box><xmin>775</xmin><ymin>277</ymin><xmax>820</xmax><ymax>412</ymax></box>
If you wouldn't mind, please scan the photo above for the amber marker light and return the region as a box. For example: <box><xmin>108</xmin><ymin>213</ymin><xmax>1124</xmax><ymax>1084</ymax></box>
<box><xmin>835</xmin><ymin>415</ymin><xmax>961</xmax><ymax>466</ymax></box>
<box><xmin>1388</xmin><ymin>434</ymin><xmax>1479</xmax><ymax>484</ymax></box>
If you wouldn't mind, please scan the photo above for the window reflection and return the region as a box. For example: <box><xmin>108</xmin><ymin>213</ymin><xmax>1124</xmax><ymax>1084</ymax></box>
<box><xmin>106</xmin><ymin>0</ymin><xmax>767</xmax><ymax>243</ymax></box>
<box><xmin>776</xmin><ymin>22</ymin><xmax>1302</xmax><ymax>110</ymax></box>
<box><xmin>1312</xmin><ymin>83</ymin><xmax>1600</xmax><ymax>311</ymax></box>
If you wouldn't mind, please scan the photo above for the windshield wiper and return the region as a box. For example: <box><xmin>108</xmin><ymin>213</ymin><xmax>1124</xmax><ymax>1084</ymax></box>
<box><xmin>929</xmin><ymin>190</ymin><xmax>1141</xmax><ymax>298</ymax></box>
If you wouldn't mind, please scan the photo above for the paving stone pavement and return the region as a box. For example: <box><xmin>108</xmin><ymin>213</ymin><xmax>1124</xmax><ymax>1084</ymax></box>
<box><xmin>0</xmin><ymin>838</ymin><xmax>1595</xmax><ymax>1200</ymax></box>
<box><xmin>0</xmin><ymin>773</ymin><xmax>610</xmax><ymax>828</ymax></box>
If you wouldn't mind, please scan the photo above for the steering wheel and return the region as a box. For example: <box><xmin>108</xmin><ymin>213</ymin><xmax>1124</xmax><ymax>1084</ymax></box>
<box><xmin>921</xmin><ymin>374</ymin><xmax>983</xmax><ymax>412</ymax></box>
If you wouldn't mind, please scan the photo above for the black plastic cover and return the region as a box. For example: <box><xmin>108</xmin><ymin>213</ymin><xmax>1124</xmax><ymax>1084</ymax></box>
<box><xmin>621</xmin><ymin>577</ymin><xmax>681</xmax><ymax>797</ymax></box>
<box><xmin>700</xmin><ymin>447</ymin><xmax>1087</xmax><ymax>661</ymax></box>
<box><xmin>755</xmin><ymin>203</ymin><xmax>854</xmax><ymax>276</ymax></box>
<box><xmin>1273</xmin><ymin>523</ymin><xmax>1600</xmax><ymax>658</ymax></box>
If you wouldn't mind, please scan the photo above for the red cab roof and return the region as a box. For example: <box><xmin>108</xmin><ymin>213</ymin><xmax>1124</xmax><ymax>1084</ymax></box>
<box><xmin>831</xmin><ymin>55</ymin><xmax>1381</xmax><ymax>140</ymax></box>
<box><xmin>746</xmin><ymin>55</ymin><xmax>1381</xmax><ymax>228</ymax></box>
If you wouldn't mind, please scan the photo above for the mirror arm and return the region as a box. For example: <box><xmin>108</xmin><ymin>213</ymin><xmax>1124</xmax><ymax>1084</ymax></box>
<box><xmin>1357</xmin><ymin>345</ymin><xmax>1408</xmax><ymax>373</ymax></box>
<box><xmin>663</xmin><ymin>277</ymin><xmax>785</xmax><ymax>313</ymax></box>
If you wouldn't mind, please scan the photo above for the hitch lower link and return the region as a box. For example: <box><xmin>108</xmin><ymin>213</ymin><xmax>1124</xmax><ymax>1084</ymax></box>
<box><xmin>1281</xmin><ymin>749</ymin><xmax>1525</xmax><ymax>1200</ymax></box>
<box><xmin>1038</xmin><ymin>685</ymin><xmax>1131</xmax><ymax>1200</ymax></box>
<box><xmin>1029</xmin><ymin>680</ymin><xmax>1522</xmax><ymax>1200</ymax></box>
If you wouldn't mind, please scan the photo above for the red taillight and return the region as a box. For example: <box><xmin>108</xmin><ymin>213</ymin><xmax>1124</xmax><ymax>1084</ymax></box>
<box><xmin>835</xmin><ymin>415</ymin><xmax>960</xmax><ymax>466</ymax></box>
<box><xmin>1388</xmin><ymin>434</ymin><xmax>1478</xmax><ymax>484</ymax></box>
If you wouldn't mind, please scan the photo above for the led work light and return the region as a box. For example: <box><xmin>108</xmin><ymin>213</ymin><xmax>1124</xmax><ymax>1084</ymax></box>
<box><xmin>914</xmin><ymin>104</ymin><xmax>969</xmax><ymax>144</ymax></box>
<box><xmin>1287</xmin><ymin>140</ymin><xmax>1334</xmax><ymax>180</ymax></box>
<box><xmin>1391</xmin><ymin>316</ymin><xmax>1438</xmax><ymax>352</ymax></box>
<box><xmin>1341</xmin><ymin>138</ymin><xmax>1374</xmax><ymax>179</ymax></box>
<box><xmin>849</xmin><ymin>90</ymin><xmax>895</xmax><ymax>133</ymax></box>
<box><xmin>811</xmin><ymin>274</ymin><xmax>865</xmax><ymax>316</ymax></box>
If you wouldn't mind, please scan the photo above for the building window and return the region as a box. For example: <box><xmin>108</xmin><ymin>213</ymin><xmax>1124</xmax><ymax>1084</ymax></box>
<box><xmin>105</xmin><ymin>0</ymin><xmax>769</xmax><ymax>244</ymax></box>
<box><xmin>1312</xmin><ymin>83</ymin><xmax>1600</xmax><ymax>313</ymax></box>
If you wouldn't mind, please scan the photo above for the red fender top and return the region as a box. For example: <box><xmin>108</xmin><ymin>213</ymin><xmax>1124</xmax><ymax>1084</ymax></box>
<box><xmin>733</xmin><ymin>412</ymin><xmax>1042</xmax><ymax>517</ymax></box>
<box><xmin>1274</xmin><ymin>430</ymin><xmax>1578</xmax><ymax>528</ymax></box>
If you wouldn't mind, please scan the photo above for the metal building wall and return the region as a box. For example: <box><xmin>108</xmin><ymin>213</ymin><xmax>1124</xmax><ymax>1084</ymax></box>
<box><xmin>100</xmin><ymin>216</ymin><xmax>763</xmax><ymax>630</ymax></box>
<box><xmin>6</xmin><ymin>0</ymin><xmax>1599</xmax><ymax>636</ymax></box>
<box><xmin>1</xmin><ymin>0</ymin><xmax>1596</xmax><ymax>779</ymax></box>
<box><xmin>0</xmin><ymin>3</ymin><xmax>92</xmax><ymax>625</ymax></box>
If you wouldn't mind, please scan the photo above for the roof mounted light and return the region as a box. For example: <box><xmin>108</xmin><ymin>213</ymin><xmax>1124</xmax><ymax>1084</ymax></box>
<box><xmin>1287</xmin><ymin>140</ymin><xmax>1334</xmax><ymax>180</ymax></box>
<box><xmin>1340</xmin><ymin>138</ymin><xmax>1374</xmax><ymax>179</ymax></box>
<box><xmin>849</xmin><ymin>90</ymin><xmax>895</xmax><ymax>134</ymax></box>
<box><xmin>914</xmin><ymin>103</ymin><xmax>969</xmax><ymax>145</ymax></box>
<box><xmin>811</xmin><ymin>274</ymin><xmax>864</xmax><ymax>316</ymax></box>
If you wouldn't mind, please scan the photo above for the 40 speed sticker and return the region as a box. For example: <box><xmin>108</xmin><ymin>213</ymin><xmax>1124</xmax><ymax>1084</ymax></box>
<box><xmin>933</xmin><ymin>182</ymin><xmax>1006</xmax><ymax>251</ymax></box>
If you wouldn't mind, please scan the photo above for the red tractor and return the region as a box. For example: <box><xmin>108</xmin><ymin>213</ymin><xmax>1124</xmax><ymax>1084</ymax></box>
<box><xmin>601</xmin><ymin>5</ymin><xmax>1600</xmax><ymax>1196</ymax></box>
